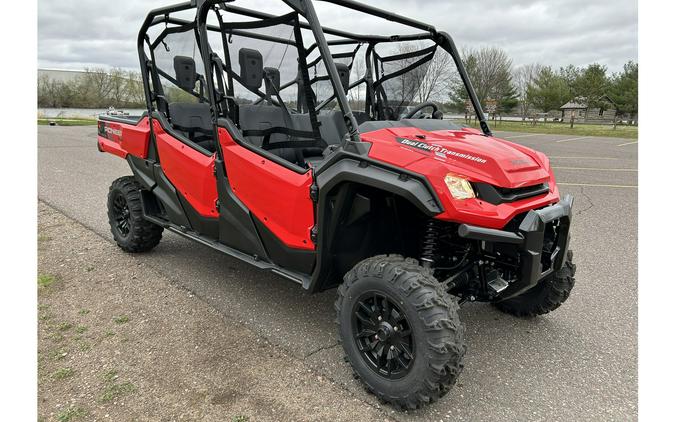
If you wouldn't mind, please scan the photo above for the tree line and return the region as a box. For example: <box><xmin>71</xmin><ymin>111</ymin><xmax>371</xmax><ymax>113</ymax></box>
<box><xmin>38</xmin><ymin>48</ymin><xmax>638</xmax><ymax>123</ymax></box>
<box><xmin>38</xmin><ymin>68</ymin><xmax>146</xmax><ymax>109</ymax></box>
<box><xmin>444</xmin><ymin>47</ymin><xmax>638</xmax><ymax>122</ymax></box>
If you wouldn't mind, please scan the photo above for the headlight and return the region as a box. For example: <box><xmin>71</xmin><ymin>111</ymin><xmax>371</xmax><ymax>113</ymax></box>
<box><xmin>444</xmin><ymin>174</ymin><xmax>475</xmax><ymax>200</ymax></box>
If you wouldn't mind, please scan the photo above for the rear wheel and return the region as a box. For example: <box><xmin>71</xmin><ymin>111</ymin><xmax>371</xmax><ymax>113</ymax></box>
<box><xmin>335</xmin><ymin>255</ymin><xmax>466</xmax><ymax>410</ymax></box>
<box><xmin>494</xmin><ymin>250</ymin><xmax>576</xmax><ymax>317</ymax></box>
<box><xmin>107</xmin><ymin>176</ymin><xmax>163</xmax><ymax>253</ymax></box>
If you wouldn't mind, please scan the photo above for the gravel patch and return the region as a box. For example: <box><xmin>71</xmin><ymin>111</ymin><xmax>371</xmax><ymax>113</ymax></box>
<box><xmin>37</xmin><ymin>202</ymin><xmax>393</xmax><ymax>422</ymax></box>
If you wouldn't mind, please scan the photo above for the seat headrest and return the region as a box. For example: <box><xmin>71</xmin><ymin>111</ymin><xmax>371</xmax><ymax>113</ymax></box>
<box><xmin>334</xmin><ymin>63</ymin><xmax>350</xmax><ymax>93</ymax></box>
<box><xmin>239</xmin><ymin>48</ymin><xmax>263</xmax><ymax>90</ymax></box>
<box><xmin>263</xmin><ymin>67</ymin><xmax>280</xmax><ymax>92</ymax></box>
<box><xmin>174</xmin><ymin>56</ymin><xmax>197</xmax><ymax>91</ymax></box>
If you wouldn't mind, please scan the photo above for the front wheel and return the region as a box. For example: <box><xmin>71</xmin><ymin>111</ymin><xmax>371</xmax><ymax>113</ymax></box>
<box><xmin>494</xmin><ymin>250</ymin><xmax>576</xmax><ymax>317</ymax></box>
<box><xmin>335</xmin><ymin>255</ymin><xmax>466</xmax><ymax>410</ymax></box>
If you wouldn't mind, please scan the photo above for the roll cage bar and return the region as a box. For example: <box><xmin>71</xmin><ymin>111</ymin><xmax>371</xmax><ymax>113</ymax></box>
<box><xmin>136</xmin><ymin>0</ymin><xmax>492</xmax><ymax>155</ymax></box>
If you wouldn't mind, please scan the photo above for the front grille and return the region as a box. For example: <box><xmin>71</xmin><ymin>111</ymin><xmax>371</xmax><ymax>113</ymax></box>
<box><xmin>473</xmin><ymin>182</ymin><xmax>549</xmax><ymax>205</ymax></box>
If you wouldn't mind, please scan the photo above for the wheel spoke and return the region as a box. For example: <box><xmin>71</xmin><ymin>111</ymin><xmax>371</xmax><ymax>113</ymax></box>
<box><xmin>358</xmin><ymin>339</ymin><xmax>376</xmax><ymax>352</ymax></box>
<box><xmin>357</xmin><ymin>300</ymin><xmax>373</xmax><ymax>316</ymax></box>
<box><xmin>355</xmin><ymin>312</ymin><xmax>376</xmax><ymax>328</ymax></box>
<box><xmin>356</xmin><ymin>328</ymin><xmax>376</xmax><ymax>338</ymax></box>
<box><xmin>398</xmin><ymin>342</ymin><xmax>413</xmax><ymax>359</ymax></box>
<box><xmin>398</xmin><ymin>327</ymin><xmax>411</xmax><ymax>337</ymax></box>
<box><xmin>385</xmin><ymin>353</ymin><xmax>393</xmax><ymax>375</ymax></box>
<box><xmin>396</xmin><ymin>354</ymin><xmax>410</xmax><ymax>370</ymax></box>
<box><xmin>391</xmin><ymin>308</ymin><xmax>404</xmax><ymax>324</ymax></box>
<box><xmin>376</xmin><ymin>343</ymin><xmax>387</xmax><ymax>369</ymax></box>
<box><xmin>381</xmin><ymin>295</ymin><xmax>391</xmax><ymax>320</ymax></box>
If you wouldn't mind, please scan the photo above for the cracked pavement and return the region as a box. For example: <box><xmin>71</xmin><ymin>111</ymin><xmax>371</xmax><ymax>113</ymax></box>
<box><xmin>39</xmin><ymin>126</ymin><xmax>637</xmax><ymax>421</ymax></box>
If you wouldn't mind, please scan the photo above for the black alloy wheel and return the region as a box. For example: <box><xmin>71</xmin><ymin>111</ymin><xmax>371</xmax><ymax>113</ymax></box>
<box><xmin>352</xmin><ymin>291</ymin><xmax>414</xmax><ymax>379</ymax></box>
<box><xmin>107</xmin><ymin>176</ymin><xmax>163</xmax><ymax>253</ymax></box>
<box><xmin>111</xmin><ymin>192</ymin><xmax>131</xmax><ymax>238</ymax></box>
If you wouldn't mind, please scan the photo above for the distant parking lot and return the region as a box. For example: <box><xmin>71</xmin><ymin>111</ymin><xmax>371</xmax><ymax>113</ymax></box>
<box><xmin>38</xmin><ymin>126</ymin><xmax>637</xmax><ymax>421</ymax></box>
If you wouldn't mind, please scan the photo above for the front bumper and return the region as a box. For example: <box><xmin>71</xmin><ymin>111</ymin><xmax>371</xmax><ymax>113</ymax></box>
<box><xmin>458</xmin><ymin>194</ymin><xmax>574</xmax><ymax>299</ymax></box>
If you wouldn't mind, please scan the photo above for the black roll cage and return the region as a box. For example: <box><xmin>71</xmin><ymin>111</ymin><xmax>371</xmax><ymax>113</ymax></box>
<box><xmin>136</xmin><ymin>0</ymin><xmax>492</xmax><ymax>158</ymax></box>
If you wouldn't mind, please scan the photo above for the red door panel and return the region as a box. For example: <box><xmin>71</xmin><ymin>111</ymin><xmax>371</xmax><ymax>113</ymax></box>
<box><xmin>153</xmin><ymin>121</ymin><xmax>218</xmax><ymax>218</ymax></box>
<box><xmin>218</xmin><ymin>128</ymin><xmax>315</xmax><ymax>250</ymax></box>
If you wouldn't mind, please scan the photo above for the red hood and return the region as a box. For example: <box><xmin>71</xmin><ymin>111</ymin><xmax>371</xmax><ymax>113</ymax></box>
<box><xmin>361</xmin><ymin>126</ymin><xmax>560</xmax><ymax>228</ymax></box>
<box><xmin>363</xmin><ymin>126</ymin><xmax>551</xmax><ymax>188</ymax></box>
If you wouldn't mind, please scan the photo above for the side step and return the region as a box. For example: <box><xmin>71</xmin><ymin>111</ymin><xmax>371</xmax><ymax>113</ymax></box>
<box><xmin>143</xmin><ymin>214</ymin><xmax>310</xmax><ymax>288</ymax></box>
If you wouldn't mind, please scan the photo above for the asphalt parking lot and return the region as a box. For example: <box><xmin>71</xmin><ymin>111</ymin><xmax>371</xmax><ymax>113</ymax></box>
<box><xmin>38</xmin><ymin>125</ymin><xmax>637</xmax><ymax>421</ymax></box>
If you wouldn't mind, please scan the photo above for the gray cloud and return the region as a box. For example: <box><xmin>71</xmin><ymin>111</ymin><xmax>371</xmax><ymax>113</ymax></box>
<box><xmin>38</xmin><ymin>0</ymin><xmax>637</xmax><ymax>73</ymax></box>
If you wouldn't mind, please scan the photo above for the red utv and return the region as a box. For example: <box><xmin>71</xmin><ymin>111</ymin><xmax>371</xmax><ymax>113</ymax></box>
<box><xmin>98</xmin><ymin>0</ymin><xmax>575</xmax><ymax>410</ymax></box>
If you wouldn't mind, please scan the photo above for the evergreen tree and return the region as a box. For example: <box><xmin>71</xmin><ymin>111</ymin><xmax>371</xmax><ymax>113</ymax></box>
<box><xmin>608</xmin><ymin>61</ymin><xmax>638</xmax><ymax>120</ymax></box>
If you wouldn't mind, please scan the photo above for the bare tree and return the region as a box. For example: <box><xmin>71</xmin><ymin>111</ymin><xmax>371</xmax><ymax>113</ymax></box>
<box><xmin>348</xmin><ymin>56</ymin><xmax>367</xmax><ymax>110</ymax></box>
<box><xmin>124</xmin><ymin>71</ymin><xmax>146</xmax><ymax>106</ymax></box>
<box><xmin>38</xmin><ymin>75</ymin><xmax>61</xmax><ymax>107</ymax></box>
<box><xmin>80</xmin><ymin>68</ymin><xmax>115</xmax><ymax>106</ymax></box>
<box><xmin>108</xmin><ymin>68</ymin><xmax>129</xmax><ymax>106</ymax></box>
<box><xmin>392</xmin><ymin>42</ymin><xmax>454</xmax><ymax>104</ymax></box>
<box><xmin>449</xmin><ymin>47</ymin><xmax>515</xmax><ymax>113</ymax></box>
<box><xmin>513</xmin><ymin>63</ymin><xmax>542</xmax><ymax>120</ymax></box>
<box><xmin>415</xmin><ymin>49</ymin><xmax>453</xmax><ymax>103</ymax></box>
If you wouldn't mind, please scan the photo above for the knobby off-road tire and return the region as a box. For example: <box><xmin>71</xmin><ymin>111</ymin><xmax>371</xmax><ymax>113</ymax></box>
<box><xmin>107</xmin><ymin>176</ymin><xmax>163</xmax><ymax>253</ymax></box>
<box><xmin>335</xmin><ymin>255</ymin><xmax>466</xmax><ymax>410</ymax></box>
<box><xmin>494</xmin><ymin>250</ymin><xmax>576</xmax><ymax>317</ymax></box>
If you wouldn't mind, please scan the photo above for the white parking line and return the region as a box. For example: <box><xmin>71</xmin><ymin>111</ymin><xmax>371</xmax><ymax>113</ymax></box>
<box><xmin>557</xmin><ymin>182</ymin><xmax>638</xmax><ymax>188</ymax></box>
<box><xmin>549</xmin><ymin>156</ymin><xmax>619</xmax><ymax>160</ymax></box>
<box><xmin>552</xmin><ymin>166</ymin><xmax>637</xmax><ymax>172</ymax></box>
<box><xmin>617</xmin><ymin>141</ymin><xmax>638</xmax><ymax>147</ymax></box>
<box><xmin>556</xmin><ymin>136</ymin><xmax>590</xmax><ymax>143</ymax></box>
<box><xmin>501</xmin><ymin>133</ymin><xmax>540</xmax><ymax>139</ymax></box>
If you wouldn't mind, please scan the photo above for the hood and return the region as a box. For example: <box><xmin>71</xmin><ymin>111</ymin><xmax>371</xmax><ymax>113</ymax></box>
<box><xmin>362</xmin><ymin>126</ymin><xmax>551</xmax><ymax>189</ymax></box>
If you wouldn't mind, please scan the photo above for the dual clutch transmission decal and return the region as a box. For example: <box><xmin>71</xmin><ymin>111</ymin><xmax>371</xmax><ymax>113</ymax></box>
<box><xmin>396</xmin><ymin>137</ymin><xmax>487</xmax><ymax>164</ymax></box>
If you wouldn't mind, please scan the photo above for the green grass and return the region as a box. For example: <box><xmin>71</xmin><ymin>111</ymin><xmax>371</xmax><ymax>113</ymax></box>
<box><xmin>75</xmin><ymin>325</ymin><xmax>88</xmax><ymax>334</ymax></box>
<box><xmin>38</xmin><ymin>274</ymin><xmax>57</xmax><ymax>288</ymax></box>
<box><xmin>232</xmin><ymin>416</ymin><xmax>249</xmax><ymax>422</ymax></box>
<box><xmin>461</xmin><ymin>119</ymin><xmax>638</xmax><ymax>139</ymax></box>
<box><xmin>52</xmin><ymin>367</ymin><xmax>75</xmax><ymax>380</ymax></box>
<box><xmin>78</xmin><ymin>309</ymin><xmax>90</xmax><ymax>315</ymax></box>
<box><xmin>103</xmin><ymin>369</ymin><xmax>118</xmax><ymax>383</ymax></box>
<box><xmin>49</xmin><ymin>349</ymin><xmax>68</xmax><ymax>361</ymax></box>
<box><xmin>38</xmin><ymin>118</ymin><xmax>98</xmax><ymax>126</ymax></box>
<box><xmin>100</xmin><ymin>381</ymin><xmax>136</xmax><ymax>402</ymax></box>
<box><xmin>56</xmin><ymin>406</ymin><xmax>87</xmax><ymax>422</ymax></box>
<box><xmin>99</xmin><ymin>369</ymin><xmax>136</xmax><ymax>402</ymax></box>
<box><xmin>58</xmin><ymin>322</ymin><xmax>73</xmax><ymax>332</ymax></box>
<box><xmin>113</xmin><ymin>315</ymin><xmax>129</xmax><ymax>325</ymax></box>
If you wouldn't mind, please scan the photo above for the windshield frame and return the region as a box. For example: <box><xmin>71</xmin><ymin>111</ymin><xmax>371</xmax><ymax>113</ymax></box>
<box><xmin>137</xmin><ymin>0</ymin><xmax>492</xmax><ymax>156</ymax></box>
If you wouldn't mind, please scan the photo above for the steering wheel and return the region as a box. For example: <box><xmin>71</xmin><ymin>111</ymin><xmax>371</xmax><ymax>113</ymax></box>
<box><xmin>400</xmin><ymin>101</ymin><xmax>441</xmax><ymax>119</ymax></box>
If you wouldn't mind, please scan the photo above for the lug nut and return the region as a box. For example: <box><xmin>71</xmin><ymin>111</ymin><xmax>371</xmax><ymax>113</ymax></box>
<box><xmin>378</xmin><ymin>316</ymin><xmax>382</xmax><ymax>321</ymax></box>
<box><xmin>393</xmin><ymin>326</ymin><xmax>398</xmax><ymax>332</ymax></box>
<box><xmin>390</xmin><ymin>345</ymin><xmax>395</xmax><ymax>350</ymax></box>
<box><xmin>375</xmin><ymin>335</ymin><xmax>379</xmax><ymax>340</ymax></box>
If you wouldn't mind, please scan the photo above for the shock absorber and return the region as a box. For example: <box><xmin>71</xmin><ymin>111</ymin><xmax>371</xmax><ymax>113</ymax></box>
<box><xmin>420</xmin><ymin>219</ymin><xmax>440</xmax><ymax>268</ymax></box>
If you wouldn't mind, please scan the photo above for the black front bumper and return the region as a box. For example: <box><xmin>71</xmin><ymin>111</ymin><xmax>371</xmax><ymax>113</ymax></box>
<box><xmin>458</xmin><ymin>194</ymin><xmax>574</xmax><ymax>299</ymax></box>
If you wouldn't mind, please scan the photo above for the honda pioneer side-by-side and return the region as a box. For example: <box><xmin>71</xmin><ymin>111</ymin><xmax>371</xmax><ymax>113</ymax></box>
<box><xmin>98</xmin><ymin>0</ymin><xmax>576</xmax><ymax>409</ymax></box>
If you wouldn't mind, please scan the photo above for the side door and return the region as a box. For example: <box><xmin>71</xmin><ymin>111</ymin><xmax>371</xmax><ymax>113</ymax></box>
<box><xmin>217</xmin><ymin>128</ymin><xmax>315</xmax><ymax>252</ymax></box>
<box><xmin>153</xmin><ymin>119</ymin><xmax>219</xmax><ymax>220</ymax></box>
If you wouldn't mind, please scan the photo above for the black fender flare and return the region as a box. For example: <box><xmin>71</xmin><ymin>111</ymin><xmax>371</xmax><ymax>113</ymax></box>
<box><xmin>315</xmin><ymin>158</ymin><xmax>443</xmax><ymax>217</ymax></box>
<box><xmin>308</xmin><ymin>158</ymin><xmax>443</xmax><ymax>292</ymax></box>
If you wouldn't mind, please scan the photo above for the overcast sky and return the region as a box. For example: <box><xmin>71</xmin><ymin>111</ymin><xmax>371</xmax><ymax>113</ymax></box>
<box><xmin>38</xmin><ymin>0</ymin><xmax>637</xmax><ymax>74</ymax></box>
